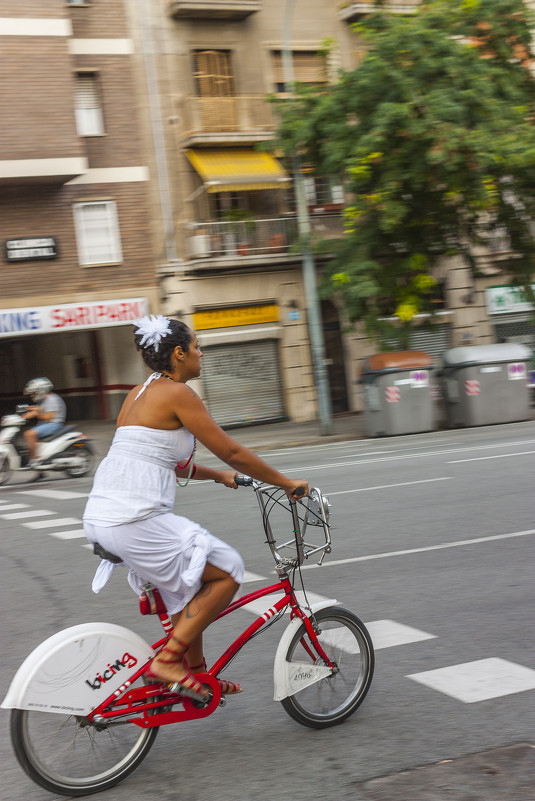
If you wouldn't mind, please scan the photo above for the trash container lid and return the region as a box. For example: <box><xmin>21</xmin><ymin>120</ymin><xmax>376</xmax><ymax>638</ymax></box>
<box><xmin>360</xmin><ymin>351</ymin><xmax>434</xmax><ymax>379</ymax></box>
<box><xmin>443</xmin><ymin>343</ymin><xmax>531</xmax><ymax>367</ymax></box>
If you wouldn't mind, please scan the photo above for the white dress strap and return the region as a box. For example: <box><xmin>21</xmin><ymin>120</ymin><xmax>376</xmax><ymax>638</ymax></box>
<box><xmin>134</xmin><ymin>372</ymin><xmax>161</xmax><ymax>401</ymax></box>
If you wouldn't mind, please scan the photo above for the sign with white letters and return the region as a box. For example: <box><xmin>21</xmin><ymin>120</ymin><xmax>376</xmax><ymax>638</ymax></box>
<box><xmin>5</xmin><ymin>237</ymin><xmax>58</xmax><ymax>262</ymax></box>
<box><xmin>0</xmin><ymin>297</ymin><xmax>149</xmax><ymax>338</ymax></box>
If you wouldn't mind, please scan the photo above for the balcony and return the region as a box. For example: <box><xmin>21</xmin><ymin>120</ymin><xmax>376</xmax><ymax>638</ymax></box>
<box><xmin>169</xmin><ymin>1</ymin><xmax>261</xmax><ymax>20</ymax></box>
<box><xmin>185</xmin><ymin>213</ymin><xmax>344</xmax><ymax>265</ymax></box>
<box><xmin>0</xmin><ymin>156</ymin><xmax>88</xmax><ymax>186</ymax></box>
<box><xmin>339</xmin><ymin>0</ymin><xmax>420</xmax><ymax>21</ymax></box>
<box><xmin>179</xmin><ymin>96</ymin><xmax>277</xmax><ymax>146</ymax></box>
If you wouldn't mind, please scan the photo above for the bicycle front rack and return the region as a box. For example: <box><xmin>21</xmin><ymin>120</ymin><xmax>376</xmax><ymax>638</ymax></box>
<box><xmin>253</xmin><ymin>484</ymin><xmax>332</xmax><ymax>570</ymax></box>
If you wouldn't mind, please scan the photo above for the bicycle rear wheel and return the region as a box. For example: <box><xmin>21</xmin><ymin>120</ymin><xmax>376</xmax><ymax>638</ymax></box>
<box><xmin>280</xmin><ymin>607</ymin><xmax>374</xmax><ymax>729</ymax></box>
<box><xmin>10</xmin><ymin>702</ymin><xmax>158</xmax><ymax>797</ymax></box>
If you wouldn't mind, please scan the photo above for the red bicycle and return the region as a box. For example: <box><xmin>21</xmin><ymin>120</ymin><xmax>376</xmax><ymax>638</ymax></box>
<box><xmin>4</xmin><ymin>479</ymin><xmax>375</xmax><ymax>796</ymax></box>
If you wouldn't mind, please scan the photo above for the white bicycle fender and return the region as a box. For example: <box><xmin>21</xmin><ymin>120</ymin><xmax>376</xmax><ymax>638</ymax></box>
<box><xmin>1</xmin><ymin>622</ymin><xmax>154</xmax><ymax>715</ymax></box>
<box><xmin>273</xmin><ymin>600</ymin><xmax>338</xmax><ymax>701</ymax></box>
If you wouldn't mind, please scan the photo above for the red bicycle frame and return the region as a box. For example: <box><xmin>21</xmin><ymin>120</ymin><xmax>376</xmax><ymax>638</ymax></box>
<box><xmin>88</xmin><ymin>576</ymin><xmax>334</xmax><ymax>729</ymax></box>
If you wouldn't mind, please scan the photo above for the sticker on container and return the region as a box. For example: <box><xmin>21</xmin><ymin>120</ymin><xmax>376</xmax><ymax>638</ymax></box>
<box><xmin>465</xmin><ymin>379</ymin><xmax>480</xmax><ymax>396</ymax></box>
<box><xmin>430</xmin><ymin>382</ymin><xmax>440</xmax><ymax>400</ymax></box>
<box><xmin>385</xmin><ymin>386</ymin><xmax>401</xmax><ymax>403</ymax></box>
<box><xmin>410</xmin><ymin>370</ymin><xmax>429</xmax><ymax>387</ymax></box>
<box><xmin>508</xmin><ymin>362</ymin><xmax>526</xmax><ymax>380</ymax></box>
<box><xmin>364</xmin><ymin>385</ymin><xmax>381</xmax><ymax>411</ymax></box>
<box><xmin>480</xmin><ymin>366</ymin><xmax>501</xmax><ymax>373</ymax></box>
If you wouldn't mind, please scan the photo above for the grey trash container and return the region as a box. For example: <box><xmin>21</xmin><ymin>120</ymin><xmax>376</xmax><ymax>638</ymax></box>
<box><xmin>441</xmin><ymin>343</ymin><xmax>531</xmax><ymax>427</ymax></box>
<box><xmin>359</xmin><ymin>351</ymin><xmax>436</xmax><ymax>437</ymax></box>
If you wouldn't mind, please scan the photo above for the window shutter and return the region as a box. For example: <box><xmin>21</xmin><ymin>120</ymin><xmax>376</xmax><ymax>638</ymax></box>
<box><xmin>75</xmin><ymin>74</ymin><xmax>104</xmax><ymax>135</ymax></box>
<box><xmin>193</xmin><ymin>50</ymin><xmax>234</xmax><ymax>97</ymax></box>
<box><xmin>73</xmin><ymin>202</ymin><xmax>122</xmax><ymax>265</ymax></box>
<box><xmin>76</xmin><ymin>74</ymin><xmax>100</xmax><ymax>109</ymax></box>
<box><xmin>272</xmin><ymin>51</ymin><xmax>327</xmax><ymax>87</ymax></box>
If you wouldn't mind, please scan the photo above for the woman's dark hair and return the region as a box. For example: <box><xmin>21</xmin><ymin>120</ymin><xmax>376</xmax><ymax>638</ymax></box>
<box><xmin>134</xmin><ymin>318</ymin><xmax>192</xmax><ymax>371</ymax></box>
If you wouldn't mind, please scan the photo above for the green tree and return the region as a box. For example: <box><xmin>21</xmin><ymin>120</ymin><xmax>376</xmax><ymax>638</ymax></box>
<box><xmin>274</xmin><ymin>0</ymin><xmax>535</xmax><ymax>346</ymax></box>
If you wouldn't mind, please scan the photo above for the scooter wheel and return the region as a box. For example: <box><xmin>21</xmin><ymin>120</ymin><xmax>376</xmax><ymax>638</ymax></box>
<box><xmin>63</xmin><ymin>444</ymin><xmax>94</xmax><ymax>478</ymax></box>
<box><xmin>0</xmin><ymin>455</ymin><xmax>13</xmax><ymax>485</ymax></box>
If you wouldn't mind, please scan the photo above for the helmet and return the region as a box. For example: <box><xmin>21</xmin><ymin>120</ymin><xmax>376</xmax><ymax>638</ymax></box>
<box><xmin>24</xmin><ymin>377</ymin><xmax>53</xmax><ymax>402</ymax></box>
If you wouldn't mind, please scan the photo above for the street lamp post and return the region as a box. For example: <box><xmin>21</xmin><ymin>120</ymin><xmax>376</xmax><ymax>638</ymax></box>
<box><xmin>282</xmin><ymin>0</ymin><xmax>333</xmax><ymax>435</ymax></box>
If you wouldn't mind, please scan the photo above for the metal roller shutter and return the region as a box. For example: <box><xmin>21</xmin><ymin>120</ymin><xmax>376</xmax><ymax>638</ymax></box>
<box><xmin>386</xmin><ymin>323</ymin><xmax>450</xmax><ymax>362</ymax></box>
<box><xmin>201</xmin><ymin>339</ymin><xmax>285</xmax><ymax>427</ymax></box>
<box><xmin>408</xmin><ymin>323</ymin><xmax>450</xmax><ymax>361</ymax></box>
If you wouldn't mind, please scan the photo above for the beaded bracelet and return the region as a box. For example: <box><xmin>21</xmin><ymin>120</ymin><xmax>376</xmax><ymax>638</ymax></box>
<box><xmin>176</xmin><ymin>439</ymin><xmax>196</xmax><ymax>487</ymax></box>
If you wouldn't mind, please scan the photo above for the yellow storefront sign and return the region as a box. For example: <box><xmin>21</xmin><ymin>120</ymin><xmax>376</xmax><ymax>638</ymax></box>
<box><xmin>193</xmin><ymin>304</ymin><xmax>279</xmax><ymax>331</ymax></box>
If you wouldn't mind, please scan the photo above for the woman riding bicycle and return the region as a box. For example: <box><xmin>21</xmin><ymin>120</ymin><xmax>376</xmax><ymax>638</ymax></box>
<box><xmin>83</xmin><ymin>315</ymin><xmax>308</xmax><ymax>701</ymax></box>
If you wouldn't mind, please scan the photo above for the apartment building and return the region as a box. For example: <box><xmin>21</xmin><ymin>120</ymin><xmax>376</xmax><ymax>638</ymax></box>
<box><xmin>122</xmin><ymin>0</ymin><xmax>363</xmax><ymax>427</ymax></box>
<box><xmin>0</xmin><ymin>0</ymin><xmax>158</xmax><ymax>419</ymax></box>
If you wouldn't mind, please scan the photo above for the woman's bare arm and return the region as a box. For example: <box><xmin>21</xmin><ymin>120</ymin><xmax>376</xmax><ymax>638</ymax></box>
<box><xmin>172</xmin><ymin>384</ymin><xmax>308</xmax><ymax>498</ymax></box>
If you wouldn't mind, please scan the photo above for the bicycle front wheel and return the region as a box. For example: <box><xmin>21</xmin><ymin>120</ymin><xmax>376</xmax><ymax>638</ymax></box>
<box><xmin>10</xmin><ymin>706</ymin><xmax>158</xmax><ymax>797</ymax></box>
<box><xmin>280</xmin><ymin>607</ymin><xmax>374</xmax><ymax>729</ymax></box>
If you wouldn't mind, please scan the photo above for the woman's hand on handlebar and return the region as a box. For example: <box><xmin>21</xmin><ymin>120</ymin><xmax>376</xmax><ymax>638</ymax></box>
<box><xmin>284</xmin><ymin>480</ymin><xmax>309</xmax><ymax>500</ymax></box>
<box><xmin>214</xmin><ymin>470</ymin><xmax>239</xmax><ymax>489</ymax></box>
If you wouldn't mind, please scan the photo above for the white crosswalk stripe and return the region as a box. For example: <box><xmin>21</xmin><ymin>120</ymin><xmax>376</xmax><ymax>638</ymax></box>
<box><xmin>1</xmin><ymin>509</ymin><xmax>55</xmax><ymax>520</ymax></box>
<box><xmin>49</xmin><ymin>529</ymin><xmax>87</xmax><ymax>540</ymax></box>
<box><xmin>366</xmin><ymin>620</ymin><xmax>436</xmax><ymax>650</ymax></box>
<box><xmin>19</xmin><ymin>489</ymin><xmax>89</xmax><ymax>499</ymax></box>
<box><xmin>407</xmin><ymin>658</ymin><xmax>535</xmax><ymax>703</ymax></box>
<box><xmin>23</xmin><ymin>517</ymin><xmax>82</xmax><ymax>529</ymax></box>
<box><xmin>0</xmin><ymin>504</ymin><xmax>30</xmax><ymax>512</ymax></box>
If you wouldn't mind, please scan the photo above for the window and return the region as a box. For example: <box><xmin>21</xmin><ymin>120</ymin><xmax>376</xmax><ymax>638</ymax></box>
<box><xmin>271</xmin><ymin>51</ymin><xmax>327</xmax><ymax>93</ymax></box>
<box><xmin>75</xmin><ymin>73</ymin><xmax>104</xmax><ymax>136</ymax></box>
<box><xmin>73</xmin><ymin>201</ymin><xmax>122</xmax><ymax>266</ymax></box>
<box><xmin>192</xmin><ymin>50</ymin><xmax>237</xmax><ymax>130</ymax></box>
<box><xmin>287</xmin><ymin>174</ymin><xmax>345</xmax><ymax>210</ymax></box>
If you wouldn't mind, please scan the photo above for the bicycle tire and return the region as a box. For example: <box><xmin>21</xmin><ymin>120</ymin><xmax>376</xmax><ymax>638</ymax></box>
<box><xmin>10</xmin><ymin>703</ymin><xmax>158</xmax><ymax>797</ymax></box>
<box><xmin>280</xmin><ymin>607</ymin><xmax>374</xmax><ymax>729</ymax></box>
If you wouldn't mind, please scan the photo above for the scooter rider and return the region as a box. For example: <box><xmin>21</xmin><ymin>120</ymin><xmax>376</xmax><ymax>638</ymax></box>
<box><xmin>22</xmin><ymin>378</ymin><xmax>67</xmax><ymax>467</ymax></box>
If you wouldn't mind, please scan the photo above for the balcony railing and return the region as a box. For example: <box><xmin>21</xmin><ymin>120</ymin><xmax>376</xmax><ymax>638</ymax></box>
<box><xmin>186</xmin><ymin>213</ymin><xmax>344</xmax><ymax>260</ymax></box>
<box><xmin>339</xmin><ymin>1</ymin><xmax>420</xmax><ymax>21</ymax></box>
<box><xmin>179</xmin><ymin>96</ymin><xmax>277</xmax><ymax>144</ymax></box>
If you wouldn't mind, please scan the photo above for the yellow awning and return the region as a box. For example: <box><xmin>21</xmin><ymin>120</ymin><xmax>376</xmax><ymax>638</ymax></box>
<box><xmin>185</xmin><ymin>149</ymin><xmax>290</xmax><ymax>193</ymax></box>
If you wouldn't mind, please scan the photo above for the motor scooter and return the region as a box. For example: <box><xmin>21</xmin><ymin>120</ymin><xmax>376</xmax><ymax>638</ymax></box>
<box><xmin>0</xmin><ymin>405</ymin><xmax>93</xmax><ymax>485</ymax></box>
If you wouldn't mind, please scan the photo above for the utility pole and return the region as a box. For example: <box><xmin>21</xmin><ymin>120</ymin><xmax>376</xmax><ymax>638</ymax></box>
<box><xmin>282</xmin><ymin>0</ymin><xmax>333</xmax><ymax>435</ymax></box>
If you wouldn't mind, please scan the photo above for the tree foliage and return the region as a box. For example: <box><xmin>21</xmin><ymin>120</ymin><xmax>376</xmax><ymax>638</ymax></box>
<box><xmin>274</xmin><ymin>0</ymin><xmax>535</xmax><ymax>345</ymax></box>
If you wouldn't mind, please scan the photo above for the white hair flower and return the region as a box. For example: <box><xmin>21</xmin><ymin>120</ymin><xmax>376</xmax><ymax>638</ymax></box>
<box><xmin>133</xmin><ymin>314</ymin><xmax>173</xmax><ymax>352</ymax></box>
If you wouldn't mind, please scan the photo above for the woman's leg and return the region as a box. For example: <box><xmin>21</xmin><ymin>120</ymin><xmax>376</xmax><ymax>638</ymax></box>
<box><xmin>151</xmin><ymin>564</ymin><xmax>239</xmax><ymax>693</ymax></box>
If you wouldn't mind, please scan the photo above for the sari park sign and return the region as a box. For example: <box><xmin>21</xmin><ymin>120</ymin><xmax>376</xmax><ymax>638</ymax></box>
<box><xmin>0</xmin><ymin>297</ymin><xmax>149</xmax><ymax>338</ymax></box>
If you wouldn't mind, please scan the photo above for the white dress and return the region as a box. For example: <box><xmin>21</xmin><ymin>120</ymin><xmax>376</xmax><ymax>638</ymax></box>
<box><xmin>83</xmin><ymin>401</ymin><xmax>244</xmax><ymax>615</ymax></box>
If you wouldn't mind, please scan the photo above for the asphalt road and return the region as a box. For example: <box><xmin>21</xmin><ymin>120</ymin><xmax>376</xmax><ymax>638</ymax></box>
<box><xmin>1</xmin><ymin>421</ymin><xmax>534</xmax><ymax>801</ymax></box>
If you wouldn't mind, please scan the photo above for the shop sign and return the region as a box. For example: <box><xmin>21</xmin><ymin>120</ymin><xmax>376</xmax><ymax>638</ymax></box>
<box><xmin>5</xmin><ymin>236</ymin><xmax>57</xmax><ymax>262</ymax></box>
<box><xmin>485</xmin><ymin>284</ymin><xmax>535</xmax><ymax>314</ymax></box>
<box><xmin>193</xmin><ymin>304</ymin><xmax>279</xmax><ymax>331</ymax></box>
<box><xmin>0</xmin><ymin>297</ymin><xmax>149</xmax><ymax>338</ymax></box>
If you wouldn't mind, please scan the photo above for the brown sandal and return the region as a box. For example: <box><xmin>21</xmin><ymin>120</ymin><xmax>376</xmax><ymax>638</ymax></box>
<box><xmin>190</xmin><ymin>659</ymin><xmax>243</xmax><ymax>695</ymax></box>
<box><xmin>147</xmin><ymin>637</ymin><xmax>209</xmax><ymax>701</ymax></box>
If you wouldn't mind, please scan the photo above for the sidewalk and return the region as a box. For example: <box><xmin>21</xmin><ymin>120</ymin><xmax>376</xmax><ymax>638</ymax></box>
<box><xmin>76</xmin><ymin>413</ymin><xmax>366</xmax><ymax>462</ymax></box>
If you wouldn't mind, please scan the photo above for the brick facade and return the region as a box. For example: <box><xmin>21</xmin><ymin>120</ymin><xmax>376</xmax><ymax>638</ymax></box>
<box><xmin>0</xmin><ymin>0</ymin><xmax>158</xmax><ymax>419</ymax></box>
